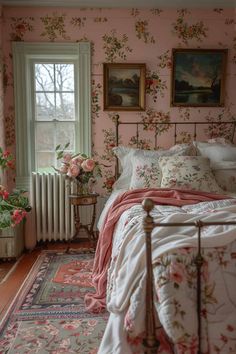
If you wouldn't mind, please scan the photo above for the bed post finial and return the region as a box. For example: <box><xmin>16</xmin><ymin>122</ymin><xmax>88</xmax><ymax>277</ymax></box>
<box><xmin>142</xmin><ymin>198</ymin><xmax>154</xmax><ymax>215</ymax></box>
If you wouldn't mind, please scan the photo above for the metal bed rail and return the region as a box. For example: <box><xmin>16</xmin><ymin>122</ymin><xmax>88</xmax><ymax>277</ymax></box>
<box><xmin>114</xmin><ymin>115</ymin><xmax>236</xmax><ymax>178</ymax></box>
<box><xmin>142</xmin><ymin>198</ymin><xmax>236</xmax><ymax>354</ymax></box>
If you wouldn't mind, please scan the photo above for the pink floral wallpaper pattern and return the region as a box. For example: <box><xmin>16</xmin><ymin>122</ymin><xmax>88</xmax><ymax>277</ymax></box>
<box><xmin>1</xmin><ymin>6</ymin><xmax>236</xmax><ymax>194</ymax></box>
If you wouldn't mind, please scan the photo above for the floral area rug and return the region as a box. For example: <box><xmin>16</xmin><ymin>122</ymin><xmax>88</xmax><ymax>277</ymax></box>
<box><xmin>0</xmin><ymin>250</ymin><xmax>108</xmax><ymax>353</ymax></box>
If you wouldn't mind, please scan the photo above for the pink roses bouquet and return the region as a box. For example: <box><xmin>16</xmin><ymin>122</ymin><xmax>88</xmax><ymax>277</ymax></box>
<box><xmin>55</xmin><ymin>144</ymin><xmax>101</xmax><ymax>193</ymax></box>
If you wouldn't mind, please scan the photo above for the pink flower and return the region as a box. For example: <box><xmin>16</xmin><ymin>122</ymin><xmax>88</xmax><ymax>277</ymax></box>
<box><xmin>59</xmin><ymin>164</ymin><xmax>68</xmax><ymax>173</ymax></box>
<box><xmin>124</xmin><ymin>311</ymin><xmax>134</xmax><ymax>332</ymax></box>
<box><xmin>105</xmin><ymin>177</ymin><xmax>115</xmax><ymax>189</ymax></box>
<box><xmin>81</xmin><ymin>159</ymin><xmax>95</xmax><ymax>172</ymax></box>
<box><xmin>62</xmin><ymin>323</ymin><xmax>78</xmax><ymax>330</ymax></box>
<box><xmin>72</xmin><ymin>155</ymin><xmax>86</xmax><ymax>164</ymax></box>
<box><xmin>6</xmin><ymin>160</ymin><xmax>14</xmax><ymax>169</ymax></box>
<box><xmin>67</xmin><ymin>164</ymin><xmax>80</xmax><ymax>178</ymax></box>
<box><xmin>157</xmin><ymin>328</ymin><xmax>173</xmax><ymax>353</ymax></box>
<box><xmin>2</xmin><ymin>190</ymin><xmax>9</xmax><ymax>199</ymax></box>
<box><xmin>3</xmin><ymin>150</ymin><xmax>10</xmax><ymax>157</ymax></box>
<box><xmin>0</xmin><ymin>186</ymin><xmax>9</xmax><ymax>200</ymax></box>
<box><xmin>11</xmin><ymin>209</ymin><xmax>27</xmax><ymax>225</ymax></box>
<box><xmin>62</xmin><ymin>153</ymin><xmax>72</xmax><ymax>163</ymax></box>
<box><xmin>169</xmin><ymin>262</ymin><xmax>185</xmax><ymax>284</ymax></box>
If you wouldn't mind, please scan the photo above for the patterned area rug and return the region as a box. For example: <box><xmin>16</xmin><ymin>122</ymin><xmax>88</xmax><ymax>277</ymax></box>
<box><xmin>0</xmin><ymin>250</ymin><xmax>108</xmax><ymax>353</ymax></box>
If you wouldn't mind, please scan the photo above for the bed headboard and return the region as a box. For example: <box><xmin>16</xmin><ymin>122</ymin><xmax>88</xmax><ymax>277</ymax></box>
<box><xmin>114</xmin><ymin>115</ymin><xmax>236</xmax><ymax>178</ymax></box>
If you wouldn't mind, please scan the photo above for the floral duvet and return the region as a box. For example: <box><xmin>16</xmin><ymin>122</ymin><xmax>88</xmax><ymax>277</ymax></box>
<box><xmin>98</xmin><ymin>199</ymin><xmax>236</xmax><ymax>354</ymax></box>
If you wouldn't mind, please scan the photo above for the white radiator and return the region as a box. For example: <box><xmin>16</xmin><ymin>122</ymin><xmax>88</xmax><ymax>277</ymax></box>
<box><xmin>31</xmin><ymin>173</ymin><xmax>107</xmax><ymax>242</ymax></box>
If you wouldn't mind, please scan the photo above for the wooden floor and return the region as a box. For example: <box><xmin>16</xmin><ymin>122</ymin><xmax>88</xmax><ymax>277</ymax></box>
<box><xmin>0</xmin><ymin>240</ymin><xmax>93</xmax><ymax>319</ymax></box>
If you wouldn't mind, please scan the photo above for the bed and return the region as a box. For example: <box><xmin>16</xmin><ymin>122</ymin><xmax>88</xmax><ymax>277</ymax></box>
<box><xmin>85</xmin><ymin>118</ymin><xmax>236</xmax><ymax>354</ymax></box>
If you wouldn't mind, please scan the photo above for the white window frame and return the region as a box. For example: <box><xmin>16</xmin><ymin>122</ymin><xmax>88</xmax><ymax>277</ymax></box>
<box><xmin>12</xmin><ymin>42</ymin><xmax>91</xmax><ymax>190</ymax></box>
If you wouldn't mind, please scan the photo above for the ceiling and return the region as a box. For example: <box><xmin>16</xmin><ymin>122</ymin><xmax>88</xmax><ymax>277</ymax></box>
<box><xmin>0</xmin><ymin>0</ymin><xmax>236</xmax><ymax>8</ymax></box>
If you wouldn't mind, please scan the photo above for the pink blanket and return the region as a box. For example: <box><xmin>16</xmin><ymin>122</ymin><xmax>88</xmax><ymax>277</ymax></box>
<box><xmin>85</xmin><ymin>188</ymin><xmax>229</xmax><ymax>312</ymax></box>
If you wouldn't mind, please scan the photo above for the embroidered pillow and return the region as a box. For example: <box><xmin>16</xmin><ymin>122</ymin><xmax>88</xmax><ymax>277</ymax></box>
<box><xmin>130</xmin><ymin>154</ymin><xmax>161</xmax><ymax>189</ymax></box>
<box><xmin>129</xmin><ymin>144</ymin><xmax>194</xmax><ymax>189</ymax></box>
<box><xmin>158</xmin><ymin>156</ymin><xmax>223</xmax><ymax>193</ymax></box>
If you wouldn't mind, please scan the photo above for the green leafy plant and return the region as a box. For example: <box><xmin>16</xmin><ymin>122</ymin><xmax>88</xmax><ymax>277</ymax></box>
<box><xmin>0</xmin><ymin>148</ymin><xmax>31</xmax><ymax>229</ymax></box>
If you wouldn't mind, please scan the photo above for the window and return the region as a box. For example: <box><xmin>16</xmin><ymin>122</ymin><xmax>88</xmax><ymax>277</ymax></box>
<box><xmin>34</xmin><ymin>62</ymin><xmax>76</xmax><ymax>172</ymax></box>
<box><xmin>12</xmin><ymin>42</ymin><xmax>91</xmax><ymax>189</ymax></box>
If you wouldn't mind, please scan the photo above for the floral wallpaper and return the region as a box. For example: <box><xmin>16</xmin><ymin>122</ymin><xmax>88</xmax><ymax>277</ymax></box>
<box><xmin>1</xmin><ymin>6</ymin><xmax>236</xmax><ymax>194</ymax></box>
<box><xmin>0</xmin><ymin>6</ymin><xmax>4</xmax><ymax>151</ymax></box>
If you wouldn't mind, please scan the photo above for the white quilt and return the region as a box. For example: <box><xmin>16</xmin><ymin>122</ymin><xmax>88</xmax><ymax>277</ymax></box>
<box><xmin>98</xmin><ymin>198</ymin><xmax>236</xmax><ymax>354</ymax></box>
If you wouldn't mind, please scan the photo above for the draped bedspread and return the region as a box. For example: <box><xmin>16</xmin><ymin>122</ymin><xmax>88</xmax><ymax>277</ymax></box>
<box><xmin>85</xmin><ymin>188</ymin><xmax>232</xmax><ymax>313</ymax></box>
<box><xmin>99</xmin><ymin>195</ymin><xmax>236</xmax><ymax>353</ymax></box>
<box><xmin>84</xmin><ymin>188</ymin><xmax>236</xmax><ymax>353</ymax></box>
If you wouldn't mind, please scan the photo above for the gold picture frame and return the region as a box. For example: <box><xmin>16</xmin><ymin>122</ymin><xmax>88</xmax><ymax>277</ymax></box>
<box><xmin>171</xmin><ymin>48</ymin><xmax>228</xmax><ymax>107</ymax></box>
<box><xmin>103</xmin><ymin>63</ymin><xmax>146</xmax><ymax>111</ymax></box>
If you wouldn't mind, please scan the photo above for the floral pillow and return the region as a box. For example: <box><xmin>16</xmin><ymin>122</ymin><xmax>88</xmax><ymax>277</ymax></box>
<box><xmin>158</xmin><ymin>156</ymin><xmax>223</xmax><ymax>193</ymax></box>
<box><xmin>130</xmin><ymin>155</ymin><xmax>161</xmax><ymax>189</ymax></box>
<box><xmin>129</xmin><ymin>144</ymin><xmax>194</xmax><ymax>190</ymax></box>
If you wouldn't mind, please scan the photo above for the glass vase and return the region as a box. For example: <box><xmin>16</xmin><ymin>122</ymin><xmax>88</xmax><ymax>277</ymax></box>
<box><xmin>76</xmin><ymin>182</ymin><xmax>89</xmax><ymax>195</ymax></box>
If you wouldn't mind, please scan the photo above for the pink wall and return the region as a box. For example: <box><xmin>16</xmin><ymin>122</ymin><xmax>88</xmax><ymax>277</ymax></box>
<box><xmin>1</xmin><ymin>6</ymin><xmax>236</xmax><ymax>194</ymax></box>
<box><xmin>0</xmin><ymin>5</ymin><xmax>4</xmax><ymax>149</ymax></box>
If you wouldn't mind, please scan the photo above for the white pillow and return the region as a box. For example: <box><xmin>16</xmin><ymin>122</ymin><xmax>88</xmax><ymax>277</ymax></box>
<box><xmin>158</xmin><ymin>156</ymin><xmax>223</xmax><ymax>193</ymax></box>
<box><xmin>212</xmin><ymin>161</ymin><xmax>236</xmax><ymax>192</ymax></box>
<box><xmin>112</xmin><ymin>144</ymin><xmax>193</xmax><ymax>191</ymax></box>
<box><xmin>129</xmin><ymin>144</ymin><xmax>195</xmax><ymax>190</ymax></box>
<box><xmin>193</xmin><ymin>141</ymin><xmax>236</xmax><ymax>166</ymax></box>
<box><xmin>112</xmin><ymin>146</ymin><xmax>137</xmax><ymax>190</ymax></box>
<box><xmin>207</xmin><ymin>137</ymin><xmax>233</xmax><ymax>145</ymax></box>
<box><xmin>193</xmin><ymin>140</ymin><xmax>236</xmax><ymax>192</ymax></box>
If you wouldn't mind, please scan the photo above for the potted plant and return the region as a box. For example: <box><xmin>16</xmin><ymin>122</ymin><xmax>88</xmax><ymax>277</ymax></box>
<box><xmin>0</xmin><ymin>147</ymin><xmax>31</xmax><ymax>228</ymax></box>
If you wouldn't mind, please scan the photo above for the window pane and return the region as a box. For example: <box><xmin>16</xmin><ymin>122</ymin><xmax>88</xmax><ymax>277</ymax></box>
<box><xmin>55</xmin><ymin>93</ymin><xmax>75</xmax><ymax>120</ymax></box>
<box><xmin>35</xmin><ymin>64</ymin><xmax>54</xmax><ymax>91</ymax></box>
<box><xmin>55</xmin><ymin>64</ymin><xmax>74</xmax><ymax>91</ymax></box>
<box><xmin>56</xmin><ymin>122</ymin><xmax>75</xmax><ymax>150</ymax></box>
<box><xmin>35</xmin><ymin>122</ymin><xmax>75</xmax><ymax>171</ymax></box>
<box><xmin>36</xmin><ymin>92</ymin><xmax>55</xmax><ymax>120</ymax></box>
<box><xmin>35</xmin><ymin>123</ymin><xmax>55</xmax><ymax>150</ymax></box>
<box><xmin>35</xmin><ymin>122</ymin><xmax>75</xmax><ymax>151</ymax></box>
<box><xmin>36</xmin><ymin>152</ymin><xmax>55</xmax><ymax>172</ymax></box>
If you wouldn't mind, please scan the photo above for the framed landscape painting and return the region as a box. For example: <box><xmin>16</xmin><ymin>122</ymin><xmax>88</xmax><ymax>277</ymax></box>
<box><xmin>171</xmin><ymin>48</ymin><xmax>228</xmax><ymax>107</ymax></box>
<box><xmin>103</xmin><ymin>63</ymin><xmax>146</xmax><ymax>111</ymax></box>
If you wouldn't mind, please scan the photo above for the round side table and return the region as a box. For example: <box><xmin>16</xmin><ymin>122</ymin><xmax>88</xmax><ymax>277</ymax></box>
<box><xmin>68</xmin><ymin>193</ymin><xmax>99</xmax><ymax>247</ymax></box>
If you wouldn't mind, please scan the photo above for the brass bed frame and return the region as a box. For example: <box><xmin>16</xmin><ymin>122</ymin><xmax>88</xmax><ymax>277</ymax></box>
<box><xmin>142</xmin><ymin>199</ymin><xmax>236</xmax><ymax>354</ymax></box>
<box><xmin>114</xmin><ymin>115</ymin><xmax>236</xmax><ymax>178</ymax></box>
<box><xmin>114</xmin><ymin>116</ymin><xmax>236</xmax><ymax>354</ymax></box>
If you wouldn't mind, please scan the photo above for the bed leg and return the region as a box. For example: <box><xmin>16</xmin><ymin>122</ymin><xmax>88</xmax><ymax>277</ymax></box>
<box><xmin>142</xmin><ymin>199</ymin><xmax>160</xmax><ymax>354</ymax></box>
<box><xmin>195</xmin><ymin>221</ymin><xmax>204</xmax><ymax>354</ymax></box>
